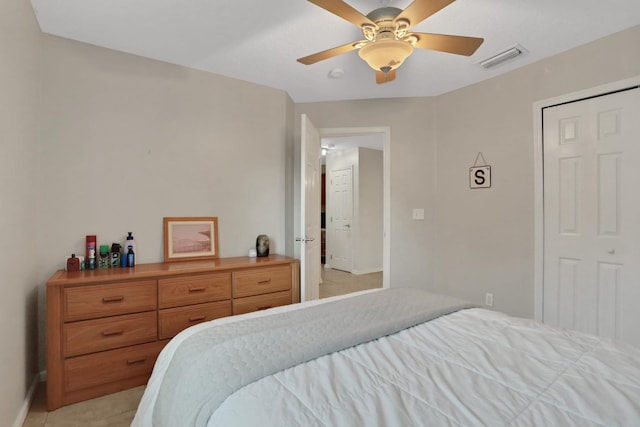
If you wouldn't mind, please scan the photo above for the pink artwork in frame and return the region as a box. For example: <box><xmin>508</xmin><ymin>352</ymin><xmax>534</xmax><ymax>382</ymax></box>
<box><xmin>163</xmin><ymin>217</ymin><xmax>219</xmax><ymax>262</ymax></box>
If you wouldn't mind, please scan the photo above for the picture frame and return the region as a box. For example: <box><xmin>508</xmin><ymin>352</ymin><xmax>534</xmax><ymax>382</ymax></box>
<box><xmin>163</xmin><ymin>217</ymin><xmax>219</xmax><ymax>262</ymax></box>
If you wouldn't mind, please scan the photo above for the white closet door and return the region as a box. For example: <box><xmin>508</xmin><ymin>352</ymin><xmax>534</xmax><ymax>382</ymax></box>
<box><xmin>543</xmin><ymin>88</ymin><xmax>640</xmax><ymax>347</ymax></box>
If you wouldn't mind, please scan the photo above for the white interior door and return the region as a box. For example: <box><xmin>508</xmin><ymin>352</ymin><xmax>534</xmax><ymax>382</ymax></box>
<box><xmin>328</xmin><ymin>166</ymin><xmax>353</xmax><ymax>272</ymax></box>
<box><xmin>543</xmin><ymin>88</ymin><xmax>640</xmax><ymax>347</ymax></box>
<box><xmin>299</xmin><ymin>114</ymin><xmax>321</xmax><ymax>302</ymax></box>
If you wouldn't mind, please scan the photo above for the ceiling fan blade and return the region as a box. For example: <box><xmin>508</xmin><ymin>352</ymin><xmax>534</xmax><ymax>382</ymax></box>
<box><xmin>297</xmin><ymin>40</ymin><xmax>367</xmax><ymax>65</ymax></box>
<box><xmin>376</xmin><ymin>69</ymin><xmax>396</xmax><ymax>84</ymax></box>
<box><xmin>308</xmin><ymin>0</ymin><xmax>376</xmax><ymax>28</ymax></box>
<box><xmin>410</xmin><ymin>32</ymin><xmax>484</xmax><ymax>56</ymax></box>
<box><xmin>394</xmin><ymin>0</ymin><xmax>455</xmax><ymax>28</ymax></box>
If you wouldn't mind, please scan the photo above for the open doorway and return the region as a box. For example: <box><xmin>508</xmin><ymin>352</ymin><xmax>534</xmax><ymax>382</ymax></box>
<box><xmin>318</xmin><ymin>130</ymin><xmax>387</xmax><ymax>298</ymax></box>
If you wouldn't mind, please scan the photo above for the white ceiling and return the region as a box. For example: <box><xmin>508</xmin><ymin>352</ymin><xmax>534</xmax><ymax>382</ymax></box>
<box><xmin>30</xmin><ymin>0</ymin><xmax>640</xmax><ymax>103</ymax></box>
<box><xmin>321</xmin><ymin>134</ymin><xmax>383</xmax><ymax>164</ymax></box>
<box><xmin>323</xmin><ymin>134</ymin><xmax>384</xmax><ymax>151</ymax></box>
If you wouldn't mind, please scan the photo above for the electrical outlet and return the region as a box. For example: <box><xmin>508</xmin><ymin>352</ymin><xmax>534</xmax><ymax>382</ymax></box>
<box><xmin>485</xmin><ymin>293</ymin><xmax>494</xmax><ymax>307</ymax></box>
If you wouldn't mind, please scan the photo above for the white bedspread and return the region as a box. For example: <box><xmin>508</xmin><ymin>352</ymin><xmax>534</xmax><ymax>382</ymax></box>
<box><xmin>133</xmin><ymin>290</ymin><xmax>640</xmax><ymax>426</ymax></box>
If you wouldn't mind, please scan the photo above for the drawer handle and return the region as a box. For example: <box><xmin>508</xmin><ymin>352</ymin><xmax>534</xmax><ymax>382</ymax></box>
<box><xmin>257</xmin><ymin>305</ymin><xmax>273</xmax><ymax>311</ymax></box>
<box><xmin>126</xmin><ymin>358</ymin><xmax>147</xmax><ymax>365</ymax></box>
<box><xmin>188</xmin><ymin>315</ymin><xmax>206</xmax><ymax>322</ymax></box>
<box><xmin>102</xmin><ymin>329</ymin><xmax>124</xmax><ymax>337</ymax></box>
<box><xmin>257</xmin><ymin>279</ymin><xmax>272</xmax><ymax>285</ymax></box>
<box><xmin>102</xmin><ymin>296</ymin><xmax>124</xmax><ymax>303</ymax></box>
<box><xmin>188</xmin><ymin>287</ymin><xmax>206</xmax><ymax>293</ymax></box>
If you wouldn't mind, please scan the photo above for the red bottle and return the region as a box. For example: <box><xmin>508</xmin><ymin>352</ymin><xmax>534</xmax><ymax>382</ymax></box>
<box><xmin>86</xmin><ymin>235</ymin><xmax>97</xmax><ymax>270</ymax></box>
<box><xmin>66</xmin><ymin>254</ymin><xmax>80</xmax><ymax>272</ymax></box>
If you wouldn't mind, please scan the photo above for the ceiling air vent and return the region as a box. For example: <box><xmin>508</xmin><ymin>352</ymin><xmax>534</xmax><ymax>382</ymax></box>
<box><xmin>479</xmin><ymin>45</ymin><xmax>525</xmax><ymax>69</ymax></box>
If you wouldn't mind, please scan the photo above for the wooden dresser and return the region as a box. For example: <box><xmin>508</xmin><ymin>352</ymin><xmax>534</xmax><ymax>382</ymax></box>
<box><xmin>46</xmin><ymin>254</ymin><xmax>299</xmax><ymax>410</ymax></box>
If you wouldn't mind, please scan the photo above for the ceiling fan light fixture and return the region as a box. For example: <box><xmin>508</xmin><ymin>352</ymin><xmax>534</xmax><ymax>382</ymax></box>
<box><xmin>362</xmin><ymin>24</ymin><xmax>377</xmax><ymax>41</ymax></box>
<box><xmin>299</xmin><ymin>0</ymin><xmax>485</xmax><ymax>83</ymax></box>
<box><xmin>358</xmin><ymin>38</ymin><xmax>414</xmax><ymax>72</ymax></box>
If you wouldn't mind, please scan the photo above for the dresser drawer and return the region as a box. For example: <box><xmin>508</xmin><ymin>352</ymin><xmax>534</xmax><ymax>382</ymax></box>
<box><xmin>64</xmin><ymin>311</ymin><xmax>157</xmax><ymax>357</ymax></box>
<box><xmin>64</xmin><ymin>341</ymin><xmax>165</xmax><ymax>393</ymax></box>
<box><xmin>158</xmin><ymin>273</ymin><xmax>231</xmax><ymax>309</ymax></box>
<box><xmin>64</xmin><ymin>280</ymin><xmax>157</xmax><ymax>322</ymax></box>
<box><xmin>158</xmin><ymin>300</ymin><xmax>232</xmax><ymax>339</ymax></box>
<box><xmin>232</xmin><ymin>266</ymin><xmax>292</xmax><ymax>298</ymax></box>
<box><xmin>233</xmin><ymin>290</ymin><xmax>292</xmax><ymax>315</ymax></box>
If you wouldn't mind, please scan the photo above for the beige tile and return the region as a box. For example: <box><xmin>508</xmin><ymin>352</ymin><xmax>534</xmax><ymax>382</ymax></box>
<box><xmin>319</xmin><ymin>267</ymin><xmax>382</xmax><ymax>298</ymax></box>
<box><xmin>35</xmin><ymin>386</ymin><xmax>144</xmax><ymax>427</ymax></box>
<box><xmin>45</xmin><ymin>409</ymin><xmax>137</xmax><ymax>427</ymax></box>
<box><xmin>22</xmin><ymin>383</ymin><xmax>144</xmax><ymax>427</ymax></box>
<box><xmin>102</xmin><ymin>409</ymin><xmax>138</xmax><ymax>427</ymax></box>
<box><xmin>21</xmin><ymin>414</ymin><xmax>46</xmax><ymax>427</ymax></box>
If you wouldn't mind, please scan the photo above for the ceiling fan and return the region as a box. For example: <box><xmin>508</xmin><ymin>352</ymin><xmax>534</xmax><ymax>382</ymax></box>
<box><xmin>297</xmin><ymin>0</ymin><xmax>484</xmax><ymax>84</ymax></box>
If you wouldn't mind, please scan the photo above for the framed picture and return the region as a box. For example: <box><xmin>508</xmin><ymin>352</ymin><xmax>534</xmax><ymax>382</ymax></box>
<box><xmin>163</xmin><ymin>217</ymin><xmax>219</xmax><ymax>262</ymax></box>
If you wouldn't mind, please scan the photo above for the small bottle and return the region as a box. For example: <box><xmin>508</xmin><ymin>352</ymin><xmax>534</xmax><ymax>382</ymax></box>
<box><xmin>98</xmin><ymin>245</ymin><xmax>110</xmax><ymax>269</ymax></box>
<box><xmin>127</xmin><ymin>247</ymin><xmax>135</xmax><ymax>267</ymax></box>
<box><xmin>126</xmin><ymin>232</ymin><xmax>136</xmax><ymax>256</ymax></box>
<box><xmin>66</xmin><ymin>254</ymin><xmax>80</xmax><ymax>272</ymax></box>
<box><xmin>110</xmin><ymin>243</ymin><xmax>121</xmax><ymax>268</ymax></box>
<box><xmin>86</xmin><ymin>235</ymin><xmax>97</xmax><ymax>270</ymax></box>
<box><xmin>87</xmin><ymin>247</ymin><xmax>96</xmax><ymax>270</ymax></box>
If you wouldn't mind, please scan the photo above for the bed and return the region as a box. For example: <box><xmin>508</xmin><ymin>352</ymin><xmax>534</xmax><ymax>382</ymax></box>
<box><xmin>132</xmin><ymin>288</ymin><xmax>640</xmax><ymax>426</ymax></box>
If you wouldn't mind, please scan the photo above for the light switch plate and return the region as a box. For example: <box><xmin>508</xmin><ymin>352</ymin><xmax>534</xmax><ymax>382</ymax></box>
<box><xmin>412</xmin><ymin>208</ymin><xmax>425</xmax><ymax>220</ymax></box>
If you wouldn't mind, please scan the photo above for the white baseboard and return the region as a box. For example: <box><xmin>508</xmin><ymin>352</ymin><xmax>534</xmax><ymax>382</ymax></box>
<box><xmin>323</xmin><ymin>265</ymin><xmax>382</xmax><ymax>275</ymax></box>
<box><xmin>12</xmin><ymin>373</ymin><xmax>41</xmax><ymax>427</ymax></box>
<box><xmin>351</xmin><ymin>268</ymin><xmax>382</xmax><ymax>275</ymax></box>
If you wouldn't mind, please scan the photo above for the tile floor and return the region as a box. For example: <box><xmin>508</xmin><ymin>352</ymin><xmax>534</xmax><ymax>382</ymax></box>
<box><xmin>22</xmin><ymin>267</ymin><xmax>382</xmax><ymax>426</ymax></box>
<box><xmin>319</xmin><ymin>266</ymin><xmax>383</xmax><ymax>298</ymax></box>
<box><xmin>22</xmin><ymin>384</ymin><xmax>144</xmax><ymax>427</ymax></box>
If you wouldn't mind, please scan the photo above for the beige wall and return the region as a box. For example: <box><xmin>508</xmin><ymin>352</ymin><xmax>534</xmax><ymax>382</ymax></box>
<box><xmin>295</xmin><ymin>25</ymin><xmax>640</xmax><ymax>319</ymax></box>
<box><xmin>36</xmin><ymin>36</ymin><xmax>292</xmax><ymax>368</ymax></box>
<box><xmin>294</xmin><ymin>97</ymin><xmax>438</xmax><ymax>288</ymax></box>
<box><xmin>355</xmin><ymin>147</ymin><xmax>383</xmax><ymax>274</ymax></box>
<box><xmin>284</xmin><ymin>95</ymin><xmax>296</xmax><ymax>257</ymax></box>
<box><xmin>0</xmin><ymin>1</ymin><xmax>41</xmax><ymax>426</ymax></box>
<box><xmin>432</xmin><ymin>25</ymin><xmax>640</xmax><ymax>318</ymax></box>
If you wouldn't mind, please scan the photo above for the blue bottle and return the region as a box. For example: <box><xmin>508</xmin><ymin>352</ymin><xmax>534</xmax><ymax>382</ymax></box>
<box><xmin>126</xmin><ymin>232</ymin><xmax>136</xmax><ymax>256</ymax></box>
<box><xmin>127</xmin><ymin>247</ymin><xmax>135</xmax><ymax>267</ymax></box>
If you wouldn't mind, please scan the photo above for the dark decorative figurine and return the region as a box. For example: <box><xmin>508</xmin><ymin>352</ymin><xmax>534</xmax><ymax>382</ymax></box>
<box><xmin>256</xmin><ymin>234</ymin><xmax>269</xmax><ymax>257</ymax></box>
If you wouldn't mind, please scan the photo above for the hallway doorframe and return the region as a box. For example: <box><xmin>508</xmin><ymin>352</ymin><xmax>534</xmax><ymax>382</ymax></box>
<box><xmin>319</xmin><ymin>126</ymin><xmax>390</xmax><ymax>289</ymax></box>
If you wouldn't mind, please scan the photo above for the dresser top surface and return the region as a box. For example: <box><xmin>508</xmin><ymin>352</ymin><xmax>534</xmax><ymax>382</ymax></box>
<box><xmin>47</xmin><ymin>254</ymin><xmax>298</xmax><ymax>287</ymax></box>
